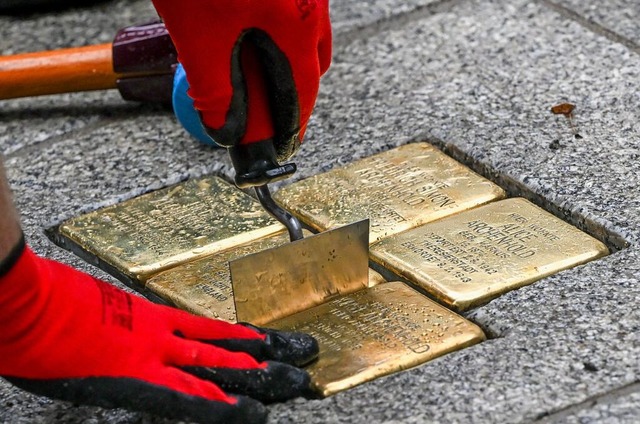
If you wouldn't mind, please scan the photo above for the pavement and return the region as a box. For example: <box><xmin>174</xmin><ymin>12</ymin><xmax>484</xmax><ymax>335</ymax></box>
<box><xmin>1</xmin><ymin>0</ymin><xmax>640</xmax><ymax>422</ymax></box>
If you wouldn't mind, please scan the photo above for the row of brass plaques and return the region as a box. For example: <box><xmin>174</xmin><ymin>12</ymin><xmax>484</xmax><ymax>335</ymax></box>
<box><xmin>275</xmin><ymin>143</ymin><xmax>609</xmax><ymax>310</ymax></box>
<box><xmin>274</xmin><ymin>143</ymin><xmax>507</xmax><ymax>243</ymax></box>
<box><xmin>56</xmin><ymin>142</ymin><xmax>608</xmax><ymax>397</ymax></box>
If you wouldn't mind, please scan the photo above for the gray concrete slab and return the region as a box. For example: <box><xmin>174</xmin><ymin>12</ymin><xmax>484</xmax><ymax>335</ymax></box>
<box><xmin>0</xmin><ymin>92</ymin><xmax>160</xmax><ymax>157</ymax></box>
<box><xmin>2</xmin><ymin>0</ymin><xmax>640</xmax><ymax>423</ymax></box>
<box><xmin>5</xmin><ymin>112</ymin><xmax>228</xmax><ymax>231</ymax></box>
<box><xmin>303</xmin><ymin>0</ymin><xmax>639</xmax><ymax>250</ymax></box>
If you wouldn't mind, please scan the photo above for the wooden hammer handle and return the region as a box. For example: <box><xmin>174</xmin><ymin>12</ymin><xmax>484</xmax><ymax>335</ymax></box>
<box><xmin>0</xmin><ymin>43</ymin><xmax>122</xmax><ymax>100</ymax></box>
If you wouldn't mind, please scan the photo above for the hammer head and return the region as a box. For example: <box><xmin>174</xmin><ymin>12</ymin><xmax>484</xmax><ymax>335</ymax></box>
<box><xmin>113</xmin><ymin>21</ymin><xmax>178</xmax><ymax>103</ymax></box>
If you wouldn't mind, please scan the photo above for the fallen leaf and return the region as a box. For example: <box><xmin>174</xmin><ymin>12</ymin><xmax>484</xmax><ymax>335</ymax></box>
<box><xmin>551</xmin><ymin>103</ymin><xmax>575</xmax><ymax>116</ymax></box>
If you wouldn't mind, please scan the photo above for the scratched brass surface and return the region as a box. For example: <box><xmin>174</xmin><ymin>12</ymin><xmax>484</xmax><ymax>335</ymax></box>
<box><xmin>231</xmin><ymin>220</ymin><xmax>370</xmax><ymax>326</ymax></box>
<box><xmin>367</xmin><ymin>268</ymin><xmax>386</xmax><ymax>287</ymax></box>
<box><xmin>147</xmin><ymin>231</ymin><xmax>298</xmax><ymax>322</ymax></box>
<box><xmin>149</xmin><ymin>225</ymin><xmax>383</xmax><ymax>323</ymax></box>
<box><xmin>59</xmin><ymin>177</ymin><xmax>284</xmax><ymax>282</ymax></box>
<box><xmin>269</xmin><ymin>281</ymin><xmax>485</xmax><ymax>397</ymax></box>
<box><xmin>150</xmin><ymin>264</ymin><xmax>385</xmax><ymax>323</ymax></box>
<box><xmin>274</xmin><ymin>143</ymin><xmax>506</xmax><ymax>244</ymax></box>
<box><xmin>371</xmin><ymin>198</ymin><xmax>610</xmax><ymax>311</ymax></box>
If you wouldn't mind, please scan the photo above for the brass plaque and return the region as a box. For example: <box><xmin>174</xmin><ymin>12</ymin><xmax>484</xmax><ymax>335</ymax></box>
<box><xmin>367</xmin><ymin>268</ymin><xmax>386</xmax><ymax>287</ymax></box>
<box><xmin>231</xmin><ymin>220</ymin><xmax>370</xmax><ymax>326</ymax></box>
<box><xmin>274</xmin><ymin>143</ymin><xmax>505</xmax><ymax>244</ymax></box>
<box><xmin>147</xmin><ymin>231</ymin><xmax>295</xmax><ymax>322</ymax></box>
<box><xmin>59</xmin><ymin>176</ymin><xmax>284</xmax><ymax>282</ymax></box>
<box><xmin>148</xmin><ymin>226</ymin><xmax>384</xmax><ymax>323</ymax></box>
<box><xmin>371</xmin><ymin>198</ymin><xmax>609</xmax><ymax>311</ymax></box>
<box><xmin>269</xmin><ymin>282</ymin><xmax>485</xmax><ymax>397</ymax></box>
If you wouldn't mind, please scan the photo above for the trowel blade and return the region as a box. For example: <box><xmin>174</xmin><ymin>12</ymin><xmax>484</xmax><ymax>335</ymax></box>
<box><xmin>230</xmin><ymin>219</ymin><xmax>370</xmax><ymax>326</ymax></box>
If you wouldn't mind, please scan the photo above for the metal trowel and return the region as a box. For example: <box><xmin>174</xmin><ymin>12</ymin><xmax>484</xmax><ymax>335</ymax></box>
<box><xmin>230</xmin><ymin>185</ymin><xmax>370</xmax><ymax>326</ymax></box>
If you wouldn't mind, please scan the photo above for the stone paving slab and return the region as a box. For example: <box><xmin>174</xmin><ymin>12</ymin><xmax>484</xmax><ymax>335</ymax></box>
<box><xmin>0</xmin><ymin>91</ymin><xmax>162</xmax><ymax>157</ymax></box>
<box><xmin>0</xmin><ymin>0</ymin><xmax>159</xmax><ymax>156</ymax></box>
<box><xmin>0</xmin><ymin>0</ymin><xmax>156</xmax><ymax>54</ymax></box>
<box><xmin>4</xmin><ymin>115</ymin><xmax>229</xmax><ymax>236</ymax></box>
<box><xmin>558</xmin><ymin>389</ymin><xmax>640</xmax><ymax>424</ymax></box>
<box><xmin>546</xmin><ymin>0</ymin><xmax>640</xmax><ymax>46</ymax></box>
<box><xmin>2</xmin><ymin>0</ymin><xmax>640</xmax><ymax>422</ymax></box>
<box><xmin>329</xmin><ymin>0</ymin><xmax>441</xmax><ymax>33</ymax></box>
<box><xmin>307</xmin><ymin>0</ymin><xmax>640</xmax><ymax>249</ymax></box>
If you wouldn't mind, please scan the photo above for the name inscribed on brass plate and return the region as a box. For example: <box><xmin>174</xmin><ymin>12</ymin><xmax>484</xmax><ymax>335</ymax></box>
<box><xmin>274</xmin><ymin>143</ymin><xmax>506</xmax><ymax>244</ymax></box>
<box><xmin>371</xmin><ymin>198</ymin><xmax>609</xmax><ymax>311</ymax></box>
<box><xmin>269</xmin><ymin>282</ymin><xmax>485</xmax><ymax>397</ymax></box>
<box><xmin>58</xmin><ymin>176</ymin><xmax>284</xmax><ymax>282</ymax></box>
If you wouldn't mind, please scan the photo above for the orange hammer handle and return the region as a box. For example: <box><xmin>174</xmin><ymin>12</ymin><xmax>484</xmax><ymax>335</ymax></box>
<box><xmin>0</xmin><ymin>43</ymin><xmax>122</xmax><ymax>99</ymax></box>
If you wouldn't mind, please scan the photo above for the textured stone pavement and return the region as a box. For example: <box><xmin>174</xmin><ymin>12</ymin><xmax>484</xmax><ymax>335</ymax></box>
<box><xmin>1</xmin><ymin>0</ymin><xmax>640</xmax><ymax>422</ymax></box>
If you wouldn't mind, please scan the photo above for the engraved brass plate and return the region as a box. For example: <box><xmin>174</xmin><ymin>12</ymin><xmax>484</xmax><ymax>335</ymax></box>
<box><xmin>367</xmin><ymin>268</ymin><xmax>386</xmax><ymax>287</ymax></box>
<box><xmin>147</xmin><ymin>231</ymin><xmax>296</xmax><ymax>322</ymax></box>
<box><xmin>231</xmin><ymin>220</ymin><xmax>370</xmax><ymax>326</ymax></box>
<box><xmin>59</xmin><ymin>177</ymin><xmax>284</xmax><ymax>282</ymax></box>
<box><xmin>269</xmin><ymin>281</ymin><xmax>485</xmax><ymax>397</ymax></box>
<box><xmin>274</xmin><ymin>143</ymin><xmax>506</xmax><ymax>244</ymax></box>
<box><xmin>149</xmin><ymin>264</ymin><xmax>386</xmax><ymax>323</ymax></box>
<box><xmin>148</xmin><ymin>226</ymin><xmax>384</xmax><ymax>323</ymax></box>
<box><xmin>371</xmin><ymin>198</ymin><xmax>609</xmax><ymax>311</ymax></box>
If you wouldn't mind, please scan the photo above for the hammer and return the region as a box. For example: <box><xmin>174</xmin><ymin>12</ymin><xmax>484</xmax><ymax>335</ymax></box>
<box><xmin>0</xmin><ymin>21</ymin><xmax>177</xmax><ymax>103</ymax></box>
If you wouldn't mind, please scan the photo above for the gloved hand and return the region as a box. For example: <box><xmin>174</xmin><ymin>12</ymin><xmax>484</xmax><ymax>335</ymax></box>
<box><xmin>152</xmin><ymin>0</ymin><xmax>332</xmax><ymax>187</ymax></box>
<box><xmin>0</xmin><ymin>237</ymin><xmax>318</xmax><ymax>424</ymax></box>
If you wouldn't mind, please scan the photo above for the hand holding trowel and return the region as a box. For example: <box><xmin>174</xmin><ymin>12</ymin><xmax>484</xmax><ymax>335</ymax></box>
<box><xmin>150</xmin><ymin>0</ymin><xmax>370</xmax><ymax>321</ymax></box>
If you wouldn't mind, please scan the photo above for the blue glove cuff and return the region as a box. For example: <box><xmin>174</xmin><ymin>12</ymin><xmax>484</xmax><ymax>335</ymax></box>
<box><xmin>172</xmin><ymin>63</ymin><xmax>217</xmax><ymax>146</ymax></box>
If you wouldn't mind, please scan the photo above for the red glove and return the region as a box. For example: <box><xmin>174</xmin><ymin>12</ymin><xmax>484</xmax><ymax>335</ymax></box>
<box><xmin>151</xmin><ymin>0</ymin><xmax>332</xmax><ymax>187</ymax></box>
<box><xmin>0</xmin><ymin>237</ymin><xmax>318</xmax><ymax>424</ymax></box>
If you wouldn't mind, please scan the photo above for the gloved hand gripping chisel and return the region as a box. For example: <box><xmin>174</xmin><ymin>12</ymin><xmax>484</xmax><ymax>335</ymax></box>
<box><xmin>153</xmin><ymin>0</ymin><xmax>370</xmax><ymax>329</ymax></box>
<box><xmin>220</xmin><ymin>42</ymin><xmax>305</xmax><ymax>241</ymax></box>
<box><xmin>150</xmin><ymin>0</ymin><xmax>332</xmax><ymax>240</ymax></box>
